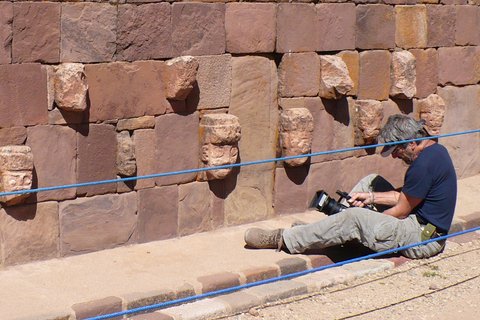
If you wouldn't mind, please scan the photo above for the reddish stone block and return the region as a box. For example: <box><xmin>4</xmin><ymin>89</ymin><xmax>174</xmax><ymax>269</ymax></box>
<box><xmin>137</xmin><ymin>186</ymin><xmax>178</xmax><ymax>243</ymax></box>
<box><xmin>59</xmin><ymin>193</ymin><xmax>137</xmax><ymax>255</ymax></box>
<box><xmin>85</xmin><ymin>61</ymin><xmax>169</xmax><ymax>122</ymax></box>
<box><xmin>277</xmin><ymin>257</ymin><xmax>308</xmax><ymax>275</ymax></box>
<box><xmin>316</xmin><ymin>3</ymin><xmax>356</xmax><ymax>51</ymax></box>
<box><xmin>61</xmin><ymin>3</ymin><xmax>116</xmax><ymax>63</ymax></box>
<box><xmin>0</xmin><ymin>127</ymin><xmax>26</xmax><ymax>147</ymax></box>
<box><xmin>242</xmin><ymin>266</ymin><xmax>279</xmax><ymax>283</ymax></box>
<box><xmin>77</xmin><ymin>124</ymin><xmax>117</xmax><ymax>196</ymax></box>
<box><xmin>129</xmin><ymin>312</ymin><xmax>174</xmax><ymax>320</ymax></box>
<box><xmin>123</xmin><ymin>289</ymin><xmax>176</xmax><ymax>310</ymax></box>
<box><xmin>26</xmin><ymin>125</ymin><xmax>77</xmax><ymax>202</ymax></box>
<box><xmin>154</xmin><ymin>113</ymin><xmax>199</xmax><ymax>186</ymax></box>
<box><xmin>409</xmin><ymin>48</ymin><xmax>438</xmax><ymax>98</ymax></box>
<box><xmin>356</xmin><ymin>5</ymin><xmax>395</xmax><ymax>49</ymax></box>
<box><xmin>0</xmin><ymin>2</ymin><xmax>12</xmax><ymax>64</ymax></box>
<box><xmin>426</xmin><ymin>5</ymin><xmax>455</xmax><ymax>47</ymax></box>
<box><xmin>358</xmin><ymin>50</ymin><xmax>391</xmax><ymax>100</ymax></box>
<box><xmin>308</xmin><ymin>255</ymin><xmax>334</xmax><ymax>268</ymax></box>
<box><xmin>455</xmin><ymin>6</ymin><xmax>480</xmax><ymax>46</ymax></box>
<box><xmin>0</xmin><ymin>202</ymin><xmax>59</xmax><ymax>266</ymax></box>
<box><xmin>72</xmin><ymin>296</ymin><xmax>123</xmax><ymax>320</ymax></box>
<box><xmin>132</xmin><ymin>129</ymin><xmax>156</xmax><ymax>190</ymax></box>
<box><xmin>225</xmin><ymin>3</ymin><xmax>276</xmax><ymax>53</ymax></box>
<box><xmin>438</xmin><ymin>46</ymin><xmax>480</xmax><ymax>86</ymax></box>
<box><xmin>278</xmin><ymin>52</ymin><xmax>320</xmax><ymax>97</ymax></box>
<box><xmin>388</xmin><ymin>256</ymin><xmax>411</xmax><ymax>267</ymax></box>
<box><xmin>277</xmin><ymin>3</ymin><xmax>318</xmax><ymax>53</ymax></box>
<box><xmin>274</xmin><ymin>166</ymin><xmax>309</xmax><ymax>215</ymax></box>
<box><xmin>12</xmin><ymin>2</ymin><xmax>60</xmax><ymax>63</ymax></box>
<box><xmin>117</xmin><ymin>3</ymin><xmax>172</xmax><ymax>61</ymax></box>
<box><xmin>197</xmin><ymin>272</ymin><xmax>240</xmax><ymax>293</ymax></box>
<box><xmin>172</xmin><ymin>3</ymin><xmax>225</xmax><ymax>56</ymax></box>
<box><xmin>0</xmin><ymin>64</ymin><xmax>48</xmax><ymax>127</ymax></box>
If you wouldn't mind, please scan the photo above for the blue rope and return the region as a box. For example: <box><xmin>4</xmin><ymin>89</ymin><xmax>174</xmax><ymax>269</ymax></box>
<box><xmin>1</xmin><ymin>128</ymin><xmax>479</xmax><ymax>197</ymax></box>
<box><xmin>86</xmin><ymin>225</ymin><xmax>480</xmax><ymax>320</ymax></box>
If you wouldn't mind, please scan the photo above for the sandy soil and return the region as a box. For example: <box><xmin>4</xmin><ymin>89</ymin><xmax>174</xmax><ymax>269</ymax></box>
<box><xmin>222</xmin><ymin>238</ymin><xmax>480</xmax><ymax>320</ymax></box>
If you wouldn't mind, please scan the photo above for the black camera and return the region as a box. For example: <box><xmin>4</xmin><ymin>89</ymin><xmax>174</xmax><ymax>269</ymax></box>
<box><xmin>310</xmin><ymin>190</ymin><xmax>350</xmax><ymax>216</ymax></box>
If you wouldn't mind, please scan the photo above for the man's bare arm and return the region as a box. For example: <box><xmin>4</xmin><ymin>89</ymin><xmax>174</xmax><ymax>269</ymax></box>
<box><xmin>383</xmin><ymin>192</ymin><xmax>422</xmax><ymax>219</ymax></box>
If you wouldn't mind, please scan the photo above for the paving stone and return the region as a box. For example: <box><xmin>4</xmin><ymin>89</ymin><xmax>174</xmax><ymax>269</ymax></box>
<box><xmin>0</xmin><ymin>63</ymin><xmax>48</xmax><ymax>127</ymax></box>
<box><xmin>342</xmin><ymin>259</ymin><xmax>394</xmax><ymax>277</ymax></box>
<box><xmin>241</xmin><ymin>266</ymin><xmax>280</xmax><ymax>283</ymax></box>
<box><xmin>308</xmin><ymin>255</ymin><xmax>335</xmax><ymax>268</ymax></box>
<box><xmin>277</xmin><ymin>3</ymin><xmax>318</xmax><ymax>53</ymax></box>
<box><xmin>72</xmin><ymin>296</ymin><xmax>123</xmax><ymax>320</ymax></box>
<box><xmin>409</xmin><ymin>48</ymin><xmax>438</xmax><ymax>98</ymax></box>
<box><xmin>358</xmin><ymin>50</ymin><xmax>391</xmax><ymax>100</ymax></box>
<box><xmin>316</xmin><ymin>3</ymin><xmax>356</xmax><ymax>51</ymax></box>
<box><xmin>198</xmin><ymin>272</ymin><xmax>240</xmax><ymax>293</ymax></box>
<box><xmin>438</xmin><ymin>46</ymin><xmax>480</xmax><ymax>86</ymax></box>
<box><xmin>123</xmin><ymin>289</ymin><xmax>176</xmax><ymax>310</ymax></box>
<box><xmin>246</xmin><ymin>280</ymin><xmax>308</xmax><ymax>304</ymax></box>
<box><xmin>217</xmin><ymin>291</ymin><xmax>261</xmax><ymax>314</ymax></box>
<box><xmin>387</xmin><ymin>256</ymin><xmax>412</xmax><ymax>267</ymax></box>
<box><xmin>12</xmin><ymin>2</ymin><xmax>60</xmax><ymax>63</ymax></box>
<box><xmin>356</xmin><ymin>4</ymin><xmax>395</xmax><ymax>49</ymax></box>
<box><xmin>225</xmin><ymin>3</ymin><xmax>276</xmax><ymax>53</ymax></box>
<box><xmin>277</xmin><ymin>257</ymin><xmax>308</xmax><ymax>275</ymax></box>
<box><xmin>426</xmin><ymin>4</ymin><xmax>455</xmax><ymax>47</ymax></box>
<box><xmin>463</xmin><ymin>211</ymin><xmax>480</xmax><ymax>230</ymax></box>
<box><xmin>129</xmin><ymin>312</ymin><xmax>174</xmax><ymax>320</ymax></box>
<box><xmin>455</xmin><ymin>5</ymin><xmax>480</xmax><ymax>45</ymax></box>
<box><xmin>61</xmin><ymin>3</ymin><xmax>116</xmax><ymax>63</ymax></box>
<box><xmin>26</xmin><ymin>125</ymin><xmax>77</xmax><ymax>202</ymax></box>
<box><xmin>395</xmin><ymin>5</ymin><xmax>428</xmax><ymax>49</ymax></box>
<box><xmin>278</xmin><ymin>52</ymin><xmax>320</xmax><ymax>97</ymax></box>
<box><xmin>0</xmin><ymin>127</ymin><xmax>26</xmax><ymax>147</ymax></box>
<box><xmin>117</xmin><ymin>3</ymin><xmax>171</xmax><ymax>61</ymax></box>
<box><xmin>298</xmin><ymin>268</ymin><xmax>355</xmax><ymax>292</ymax></box>
<box><xmin>162</xmin><ymin>298</ymin><xmax>229</xmax><ymax>320</ymax></box>
<box><xmin>0</xmin><ymin>2</ymin><xmax>12</xmax><ymax>64</ymax></box>
<box><xmin>448</xmin><ymin>231</ymin><xmax>480</xmax><ymax>244</ymax></box>
<box><xmin>172</xmin><ymin>3</ymin><xmax>225</xmax><ymax>56</ymax></box>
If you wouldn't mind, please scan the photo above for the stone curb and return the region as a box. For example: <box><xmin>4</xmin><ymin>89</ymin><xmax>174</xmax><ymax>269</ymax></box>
<box><xmin>42</xmin><ymin>216</ymin><xmax>479</xmax><ymax>320</ymax></box>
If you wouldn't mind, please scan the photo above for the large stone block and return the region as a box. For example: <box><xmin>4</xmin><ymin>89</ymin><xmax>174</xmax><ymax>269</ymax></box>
<box><xmin>0</xmin><ymin>64</ymin><xmax>48</xmax><ymax>127</ymax></box>
<box><xmin>426</xmin><ymin>5</ymin><xmax>455</xmax><ymax>47</ymax></box>
<box><xmin>178</xmin><ymin>181</ymin><xmax>220</xmax><ymax>236</ymax></box>
<box><xmin>53</xmin><ymin>63</ymin><xmax>88</xmax><ymax>112</ymax></box>
<box><xmin>337</xmin><ymin>51</ymin><xmax>359</xmax><ymax>96</ymax></box>
<box><xmin>132</xmin><ymin>129</ymin><xmax>156</xmax><ymax>190</ymax></box>
<box><xmin>274</xmin><ymin>166</ymin><xmax>309</xmax><ymax>215</ymax></box>
<box><xmin>116</xmin><ymin>131</ymin><xmax>136</xmax><ymax>177</ymax></box>
<box><xmin>117</xmin><ymin>3</ymin><xmax>171</xmax><ymax>61</ymax></box>
<box><xmin>316</xmin><ymin>3</ymin><xmax>356</xmax><ymax>51</ymax></box>
<box><xmin>155</xmin><ymin>113</ymin><xmax>199</xmax><ymax>186</ymax></box>
<box><xmin>358</xmin><ymin>50</ymin><xmax>391</xmax><ymax>100</ymax></box>
<box><xmin>438</xmin><ymin>46</ymin><xmax>480</xmax><ymax>86</ymax></box>
<box><xmin>277</xmin><ymin>3</ymin><xmax>318</xmax><ymax>53</ymax></box>
<box><xmin>165</xmin><ymin>56</ymin><xmax>199</xmax><ymax>101</ymax></box>
<box><xmin>172</xmin><ymin>3</ymin><xmax>225</xmax><ymax>56</ymax></box>
<box><xmin>354</xmin><ymin>100</ymin><xmax>384</xmax><ymax>145</ymax></box>
<box><xmin>409</xmin><ymin>48</ymin><xmax>438</xmax><ymax>98</ymax></box>
<box><xmin>225</xmin><ymin>3</ymin><xmax>276</xmax><ymax>53</ymax></box>
<box><xmin>0</xmin><ymin>202</ymin><xmax>59</xmax><ymax>266</ymax></box>
<box><xmin>59</xmin><ymin>193</ymin><xmax>137</xmax><ymax>255</ymax></box>
<box><xmin>390</xmin><ymin>51</ymin><xmax>416</xmax><ymax>99</ymax></box>
<box><xmin>319</xmin><ymin>55</ymin><xmax>354</xmax><ymax>99</ymax></box>
<box><xmin>61</xmin><ymin>3</ymin><xmax>116</xmax><ymax>63</ymax></box>
<box><xmin>226</xmin><ymin>56</ymin><xmax>278</xmax><ymax>224</ymax></box>
<box><xmin>0</xmin><ymin>127</ymin><xmax>26</xmax><ymax>147</ymax></box>
<box><xmin>117</xmin><ymin>116</ymin><xmax>155</xmax><ymax>132</ymax></box>
<box><xmin>26</xmin><ymin>125</ymin><xmax>77</xmax><ymax>202</ymax></box>
<box><xmin>137</xmin><ymin>186</ymin><xmax>178</xmax><ymax>243</ymax></box>
<box><xmin>279</xmin><ymin>108</ymin><xmax>314</xmax><ymax>167</ymax></box>
<box><xmin>186</xmin><ymin>54</ymin><xmax>231</xmax><ymax>110</ymax></box>
<box><xmin>77</xmin><ymin>124</ymin><xmax>117</xmax><ymax>196</ymax></box>
<box><xmin>418</xmin><ymin>94</ymin><xmax>446</xmax><ymax>135</ymax></box>
<box><xmin>278</xmin><ymin>52</ymin><xmax>320</xmax><ymax>98</ymax></box>
<box><xmin>356</xmin><ymin>5</ymin><xmax>395</xmax><ymax>49</ymax></box>
<box><xmin>0</xmin><ymin>2</ymin><xmax>12</xmax><ymax>64</ymax></box>
<box><xmin>395</xmin><ymin>5</ymin><xmax>428</xmax><ymax>49</ymax></box>
<box><xmin>86</xmin><ymin>61</ymin><xmax>169</xmax><ymax>122</ymax></box>
<box><xmin>12</xmin><ymin>2</ymin><xmax>60</xmax><ymax>63</ymax></box>
<box><xmin>455</xmin><ymin>6</ymin><xmax>480</xmax><ymax>46</ymax></box>
<box><xmin>437</xmin><ymin>85</ymin><xmax>480</xmax><ymax>178</ymax></box>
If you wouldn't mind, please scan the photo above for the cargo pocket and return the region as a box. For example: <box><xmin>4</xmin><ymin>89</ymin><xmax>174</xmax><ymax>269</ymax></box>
<box><xmin>373</xmin><ymin>220</ymin><xmax>398</xmax><ymax>252</ymax></box>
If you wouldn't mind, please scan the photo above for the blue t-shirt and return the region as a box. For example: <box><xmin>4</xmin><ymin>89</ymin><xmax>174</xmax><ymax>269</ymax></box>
<box><xmin>402</xmin><ymin>143</ymin><xmax>457</xmax><ymax>233</ymax></box>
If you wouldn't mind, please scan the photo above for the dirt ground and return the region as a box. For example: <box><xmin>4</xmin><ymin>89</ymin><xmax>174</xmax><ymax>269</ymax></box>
<box><xmin>222</xmin><ymin>237</ymin><xmax>480</xmax><ymax>320</ymax></box>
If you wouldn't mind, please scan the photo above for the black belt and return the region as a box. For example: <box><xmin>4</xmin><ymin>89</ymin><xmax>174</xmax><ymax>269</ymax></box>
<box><xmin>415</xmin><ymin>215</ymin><xmax>447</xmax><ymax>239</ymax></box>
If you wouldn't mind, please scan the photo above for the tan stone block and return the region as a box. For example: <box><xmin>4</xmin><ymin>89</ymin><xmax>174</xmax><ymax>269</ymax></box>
<box><xmin>358</xmin><ymin>50</ymin><xmax>391</xmax><ymax>100</ymax></box>
<box><xmin>133</xmin><ymin>129</ymin><xmax>156</xmax><ymax>190</ymax></box>
<box><xmin>165</xmin><ymin>56</ymin><xmax>198</xmax><ymax>101</ymax></box>
<box><xmin>0</xmin><ymin>202</ymin><xmax>59</xmax><ymax>266</ymax></box>
<box><xmin>116</xmin><ymin>116</ymin><xmax>155</xmax><ymax>131</ymax></box>
<box><xmin>395</xmin><ymin>5</ymin><xmax>428</xmax><ymax>49</ymax></box>
<box><xmin>354</xmin><ymin>99</ymin><xmax>384</xmax><ymax>145</ymax></box>
<box><xmin>116</xmin><ymin>131</ymin><xmax>136</xmax><ymax>177</ymax></box>
<box><xmin>337</xmin><ymin>51</ymin><xmax>359</xmax><ymax>96</ymax></box>
<box><xmin>278</xmin><ymin>52</ymin><xmax>320</xmax><ymax>98</ymax></box>
<box><xmin>225</xmin><ymin>3</ymin><xmax>276</xmax><ymax>53</ymax></box>
<box><xmin>53</xmin><ymin>63</ymin><xmax>88</xmax><ymax>112</ymax></box>
<box><xmin>409</xmin><ymin>48</ymin><xmax>438</xmax><ymax>98</ymax></box>
<box><xmin>319</xmin><ymin>55</ymin><xmax>354</xmax><ymax>99</ymax></box>
<box><xmin>418</xmin><ymin>94</ymin><xmax>446</xmax><ymax>135</ymax></box>
<box><xmin>390</xmin><ymin>51</ymin><xmax>416</xmax><ymax>99</ymax></box>
<box><xmin>0</xmin><ymin>146</ymin><xmax>33</xmax><ymax>205</ymax></box>
<box><xmin>279</xmin><ymin>108</ymin><xmax>314</xmax><ymax>167</ymax></box>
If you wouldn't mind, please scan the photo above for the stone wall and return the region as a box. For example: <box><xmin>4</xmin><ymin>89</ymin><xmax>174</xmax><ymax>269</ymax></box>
<box><xmin>0</xmin><ymin>1</ymin><xmax>479</xmax><ymax>266</ymax></box>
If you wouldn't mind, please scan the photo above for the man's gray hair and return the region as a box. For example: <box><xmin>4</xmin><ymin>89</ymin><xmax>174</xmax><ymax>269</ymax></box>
<box><xmin>380</xmin><ymin>114</ymin><xmax>428</xmax><ymax>144</ymax></box>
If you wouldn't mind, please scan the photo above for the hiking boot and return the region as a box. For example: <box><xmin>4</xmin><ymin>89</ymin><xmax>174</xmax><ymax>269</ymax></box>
<box><xmin>244</xmin><ymin>228</ymin><xmax>284</xmax><ymax>251</ymax></box>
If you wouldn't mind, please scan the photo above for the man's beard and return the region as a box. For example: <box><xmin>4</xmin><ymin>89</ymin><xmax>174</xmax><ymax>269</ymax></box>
<box><xmin>401</xmin><ymin>152</ymin><xmax>415</xmax><ymax>165</ymax></box>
